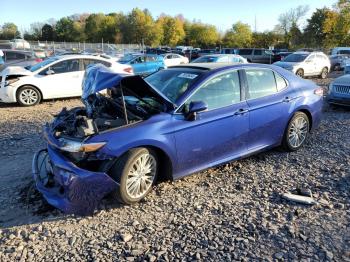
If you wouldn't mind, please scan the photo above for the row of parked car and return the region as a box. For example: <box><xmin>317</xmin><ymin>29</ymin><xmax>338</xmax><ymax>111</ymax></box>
<box><xmin>1</xmin><ymin>46</ymin><xmax>349</xmax><ymax>107</ymax></box>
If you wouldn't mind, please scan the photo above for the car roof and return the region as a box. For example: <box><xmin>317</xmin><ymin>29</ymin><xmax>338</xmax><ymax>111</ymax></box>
<box><xmin>171</xmin><ymin>63</ymin><xmax>239</xmax><ymax>70</ymax></box>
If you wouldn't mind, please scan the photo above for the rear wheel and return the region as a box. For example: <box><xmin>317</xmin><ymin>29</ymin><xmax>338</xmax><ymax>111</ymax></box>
<box><xmin>16</xmin><ymin>86</ymin><xmax>41</xmax><ymax>106</ymax></box>
<box><xmin>296</xmin><ymin>69</ymin><xmax>304</xmax><ymax>78</ymax></box>
<box><xmin>282</xmin><ymin>112</ymin><xmax>310</xmax><ymax>151</ymax></box>
<box><xmin>110</xmin><ymin>148</ymin><xmax>158</xmax><ymax>204</ymax></box>
<box><xmin>320</xmin><ymin>67</ymin><xmax>328</xmax><ymax>79</ymax></box>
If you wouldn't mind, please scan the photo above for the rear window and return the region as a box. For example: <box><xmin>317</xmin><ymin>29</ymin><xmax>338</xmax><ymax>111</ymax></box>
<box><xmin>339</xmin><ymin>50</ymin><xmax>350</xmax><ymax>55</ymax></box>
<box><xmin>83</xmin><ymin>59</ymin><xmax>111</xmax><ymax>69</ymax></box>
<box><xmin>253</xmin><ymin>49</ymin><xmax>262</xmax><ymax>55</ymax></box>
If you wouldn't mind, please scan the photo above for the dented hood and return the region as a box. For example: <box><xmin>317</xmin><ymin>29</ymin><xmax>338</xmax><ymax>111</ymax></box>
<box><xmin>82</xmin><ymin>64</ymin><xmax>175</xmax><ymax>109</ymax></box>
<box><xmin>1</xmin><ymin>66</ymin><xmax>32</xmax><ymax>77</ymax></box>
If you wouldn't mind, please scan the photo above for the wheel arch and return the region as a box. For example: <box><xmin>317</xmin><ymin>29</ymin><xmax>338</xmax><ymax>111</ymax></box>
<box><xmin>15</xmin><ymin>84</ymin><xmax>43</xmax><ymax>102</ymax></box>
<box><xmin>291</xmin><ymin>108</ymin><xmax>313</xmax><ymax>131</ymax></box>
<box><xmin>111</xmin><ymin>144</ymin><xmax>174</xmax><ymax>183</ymax></box>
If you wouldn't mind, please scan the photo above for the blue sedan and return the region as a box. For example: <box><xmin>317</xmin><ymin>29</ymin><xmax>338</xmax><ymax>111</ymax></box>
<box><xmin>119</xmin><ymin>54</ymin><xmax>166</xmax><ymax>76</ymax></box>
<box><xmin>33</xmin><ymin>63</ymin><xmax>323</xmax><ymax>214</ymax></box>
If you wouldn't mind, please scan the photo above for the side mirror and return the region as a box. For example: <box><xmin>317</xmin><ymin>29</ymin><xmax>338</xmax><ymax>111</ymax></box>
<box><xmin>46</xmin><ymin>69</ymin><xmax>55</xmax><ymax>75</ymax></box>
<box><xmin>185</xmin><ymin>101</ymin><xmax>208</xmax><ymax>121</ymax></box>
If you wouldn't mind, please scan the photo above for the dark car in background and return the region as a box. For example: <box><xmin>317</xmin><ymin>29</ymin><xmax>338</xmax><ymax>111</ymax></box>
<box><xmin>237</xmin><ymin>48</ymin><xmax>274</xmax><ymax>64</ymax></box>
<box><xmin>0</xmin><ymin>49</ymin><xmax>43</xmax><ymax>69</ymax></box>
<box><xmin>329</xmin><ymin>54</ymin><xmax>350</xmax><ymax>71</ymax></box>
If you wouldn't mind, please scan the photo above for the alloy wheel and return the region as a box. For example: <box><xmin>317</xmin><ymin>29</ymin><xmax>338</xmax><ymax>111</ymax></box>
<box><xmin>288</xmin><ymin>116</ymin><xmax>308</xmax><ymax>148</ymax></box>
<box><xmin>125</xmin><ymin>153</ymin><xmax>157</xmax><ymax>199</ymax></box>
<box><xmin>19</xmin><ymin>89</ymin><xmax>39</xmax><ymax>105</ymax></box>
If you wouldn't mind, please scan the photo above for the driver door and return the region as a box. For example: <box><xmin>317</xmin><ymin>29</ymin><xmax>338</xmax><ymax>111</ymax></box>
<box><xmin>172</xmin><ymin>70</ymin><xmax>249</xmax><ymax>176</ymax></box>
<box><xmin>37</xmin><ymin>59</ymin><xmax>82</xmax><ymax>98</ymax></box>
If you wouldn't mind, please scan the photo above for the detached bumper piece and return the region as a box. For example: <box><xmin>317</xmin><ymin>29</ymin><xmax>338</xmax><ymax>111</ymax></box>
<box><xmin>32</xmin><ymin>146</ymin><xmax>119</xmax><ymax>215</ymax></box>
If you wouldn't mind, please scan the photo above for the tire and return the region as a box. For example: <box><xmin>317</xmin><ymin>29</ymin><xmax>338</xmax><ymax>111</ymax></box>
<box><xmin>282</xmin><ymin>112</ymin><xmax>310</xmax><ymax>152</ymax></box>
<box><xmin>110</xmin><ymin>148</ymin><xmax>158</xmax><ymax>204</ymax></box>
<box><xmin>320</xmin><ymin>67</ymin><xmax>328</xmax><ymax>79</ymax></box>
<box><xmin>16</xmin><ymin>86</ymin><xmax>41</xmax><ymax>106</ymax></box>
<box><xmin>296</xmin><ymin>69</ymin><xmax>304</xmax><ymax>78</ymax></box>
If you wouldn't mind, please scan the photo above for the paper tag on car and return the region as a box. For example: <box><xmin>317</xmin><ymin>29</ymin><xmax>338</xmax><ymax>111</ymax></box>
<box><xmin>178</xmin><ymin>73</ymin><xmax>198</xmax><ymax>79</ymax></box>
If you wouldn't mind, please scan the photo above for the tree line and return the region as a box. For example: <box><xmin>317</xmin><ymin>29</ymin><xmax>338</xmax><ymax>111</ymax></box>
<box><xmin>0</xmin><ymin>0</ymin><xmax>349</xmax><ymax>49</ymax></box>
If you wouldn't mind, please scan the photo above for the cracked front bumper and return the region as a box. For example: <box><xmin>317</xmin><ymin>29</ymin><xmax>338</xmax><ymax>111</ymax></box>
<box><xmin>32</xmin><ymin>146</ymin><xmax>119</xmax><ymax>215</ymax></box>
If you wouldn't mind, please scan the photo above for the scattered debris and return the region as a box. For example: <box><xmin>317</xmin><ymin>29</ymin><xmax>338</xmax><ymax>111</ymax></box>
<box><xmin>282</xmin><ymin>189</ymin><xmax>317</xmax><ymax>205</ymax></box>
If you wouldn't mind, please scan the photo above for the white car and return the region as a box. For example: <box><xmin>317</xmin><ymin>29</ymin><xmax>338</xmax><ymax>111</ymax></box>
<box><xmin>273</xmin><ymin>51</ymin><xmax>331</xmax><ymax>79</ymax></box>
<box><xmin>10</xmin><ymin>39</ymin><xmax>31</xmax><ymax>49</ymax></box>
<box><xmin>162</xmin><ymin>53</ymin><xmax>189</xmax><ymax>67</ymax></box>
<box><xmin>0</xmin><ymin>55</ymin><xmax>133</xmax><ymax>106</ymax></box>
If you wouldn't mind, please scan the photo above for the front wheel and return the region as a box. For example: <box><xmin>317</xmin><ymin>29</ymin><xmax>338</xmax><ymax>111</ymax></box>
<box><xmin>320</xmin><ymin>67</ymin><xmax>328</xmax><ymax>79</ymax></box>
<box><xmin>16</xmin><ymin>86</ymin><xmax>41</xmax><ymax>106</ymax></box>
<box><xmin>282</xmin><ymin>112</ymin><xmax>310</xmax><ymax>151</ymax></box>
<box><xmin>110</xmin><ymin>148</ymin><xmax>158</xmax><ymax>204</ymax></box>
<box><xmin>296</xmin><ymin>69</ymin><xmax>304</xmax><ymax>78</ymax></box>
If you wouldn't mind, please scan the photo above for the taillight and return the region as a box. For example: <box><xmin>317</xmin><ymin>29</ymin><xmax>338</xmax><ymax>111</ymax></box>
<box><xmin>123</xmin><ymin>67</ymin><xmax>133</xmax><ymax>74</ymax></box>
<box><xmin>35</xmin><ymin>58</ymin><xmax>43</xmax><ymax>63</ymax></box>
<box><xmin>314</xmin><ymin>87</ymin><xmax>324</xmax><ymax>96</ymax></box>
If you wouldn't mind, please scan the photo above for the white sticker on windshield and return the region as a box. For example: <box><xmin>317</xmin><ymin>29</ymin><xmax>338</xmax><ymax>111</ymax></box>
<box><xmin>178</xmin><ymin>73</ymin><xmax>198</xmax><ymax>79</ymax></box>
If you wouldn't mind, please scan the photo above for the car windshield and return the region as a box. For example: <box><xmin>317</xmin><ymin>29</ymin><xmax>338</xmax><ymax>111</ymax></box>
<box><xmin>28</xmin><ymin>57</ymin><xmax>59</xmax><ymax>72</ymax></box>
<box><xmin>283</xmin><ymin>54</ymin><xmax>308</xmax><ymax>62</ymax></box>
<box><xmin>192</xmin><ymin>56</ymin><xmax>218</xmax><ymax>63</ymax></box>
<box><xmin>145</xmin><ymin>69</ymin><xmax>202</xmax><ymax>103</ymax></box>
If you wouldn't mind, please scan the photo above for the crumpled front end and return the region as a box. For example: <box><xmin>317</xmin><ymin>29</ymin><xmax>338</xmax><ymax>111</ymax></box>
<box><xmin>32</xmin><ymin>146</ymin><xmax>119</xmax><ymax>215</ymax></box>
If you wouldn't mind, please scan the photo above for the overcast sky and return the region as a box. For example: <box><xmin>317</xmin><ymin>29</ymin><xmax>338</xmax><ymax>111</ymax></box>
<box><xmin>1</xmin><ymin>0</ymin><xmax>336</xmax><ymax>33</ymax></box>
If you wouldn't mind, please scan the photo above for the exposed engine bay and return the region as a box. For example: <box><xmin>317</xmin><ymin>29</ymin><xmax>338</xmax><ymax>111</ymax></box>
<box><xmin>51</xmin><ymin>88</ymin><xmax>165</xmax><ymax>139</ymax></box>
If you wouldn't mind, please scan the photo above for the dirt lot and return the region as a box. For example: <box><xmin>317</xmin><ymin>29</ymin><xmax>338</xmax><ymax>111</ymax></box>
<box><xmin>0</xmin><ymin>74</ymin><xmax>349</xmax><ymax>261</ymax></box>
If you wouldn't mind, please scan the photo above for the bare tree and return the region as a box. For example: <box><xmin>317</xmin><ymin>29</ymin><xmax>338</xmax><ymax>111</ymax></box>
<box><xmin>278</xmin><ymin>5</ymin><xmax>310</xmax><ymax>35</ymax></box>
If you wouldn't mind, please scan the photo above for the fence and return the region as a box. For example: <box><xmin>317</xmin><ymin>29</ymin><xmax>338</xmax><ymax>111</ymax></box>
<box><xmin>0</xmin><ymin>40</ymin><xmax>142</xmax><ymax>54</ymax></box>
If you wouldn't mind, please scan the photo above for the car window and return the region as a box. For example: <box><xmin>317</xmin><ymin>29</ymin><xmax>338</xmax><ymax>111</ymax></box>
<box><xmin>134</xmin><ymin>56</ymin><xmax>145</xmax><ymax>63</ymax></box>
<box><xmin>47</xmin><ymin>59</ymin><xmax>80</xmax><ymax>74</ymax></box>
<box><xmin>238</xmin><ymin>49</ymin><xmax>252</xmax><ymax>55</ymax></box>
<box><xmin>146</xmin><ymin>56</ymin><xmax>156</xmax><ymax>62</ymax></box>
<box><xmin>246</xmin><ymin>69</ymin><xmax>278</xmax><ymax>99</ymax></box>
<box><xmin>339</xmin><ymin>50</ymin><xmax>350</xmax><ymax>55</ymax></box>
<box><xmin>83</xmin><ymin>59</ymin><xmax>110</xmax><ymax>69</ymax></box>
<box><xmin>253</xmin><ymin>49</ymin><xmax>262</xmax><ymax>55</ymax></box>
<box><xmin>184</xmin><ymin>71</ymin><xmax>241</xmax><ymax>111</ymax></box>
<box><xmin>5</xmin><ymin>52</ymin><xmax>26</xmax><ymax>60</ymax></box>
<box><xmin>306</xmin><ymin>55</ymin><xmax>315</xmax><ymax>62</ymax></box>
<box><xmin>275</xmin><ymin>73</ymin><xmax>287</xmax><ymax>91</ymax></box>
<box><xmin>217</xmin><ymin>56</ymin><xmax>230</xmax><ymax>62</ymax></box>
<box><xmin>232</xmin><ymin>57</ymin><xmax>243</xmax><ymax>63</ymax></box>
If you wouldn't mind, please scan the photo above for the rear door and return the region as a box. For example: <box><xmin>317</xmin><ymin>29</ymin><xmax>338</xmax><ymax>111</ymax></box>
<box><xmin>304</xmin><ymin>55</ymin><xmax>316</xmax><ymax>75</ymax></box>
<box><xmin>243</xmin><ymin>68</ymin><xmax>294</xmax><ymax>150</ymax></box>
<box><xmin>145</xmin><ymin>55</ymin><xmax>160</xmax><ymax>74</ymax></box>
<box><xmin>173</xmin><ymin>70</ymin><xmax>249</xmax><ymax>174</ymax></box>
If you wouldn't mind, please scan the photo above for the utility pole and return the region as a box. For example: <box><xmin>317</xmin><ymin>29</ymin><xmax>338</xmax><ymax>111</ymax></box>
<box><xmin>254</xmin><ymin>15</ymin><xmax>257</xmax><ymax>32</ymax></box>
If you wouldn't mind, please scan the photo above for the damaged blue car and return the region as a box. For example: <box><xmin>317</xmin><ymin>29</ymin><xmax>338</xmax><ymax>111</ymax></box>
<box><xmin>33</xmin><ymin>63</ymin><xmax>323</xmax><ymax>215</ymax></box>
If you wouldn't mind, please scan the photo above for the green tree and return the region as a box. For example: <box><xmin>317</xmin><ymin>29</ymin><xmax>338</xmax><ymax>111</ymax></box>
<box><xmin>184</xmin><ymin>22</ymin><xmax>219</xmax><ymax>47</ymax></box>
<box><xmin>222</xmin><ymin>22</ymin><xmax>252</xmax><ymax>47</ymax></box>
<box><xmin>122</xmin><ymin>8</ymin><xmax>162</xmax><ymax>46</ymax></box>
<box><xmin>41</xmin><ymin>24</ymin><xmax>54</xmax><ymax>41</ymax></box>
<box><xmin>303</xmin><ymin>8</ymin><xmax>330</xmax><ymax>48</ymax></box>
<box><xmin>252</xmin><ymin>32</ymin><xmax>283</xmax><ymax>48</ymax></box>
<box><xmin>1</xmin><ymin>23</ymin><xmax>20</xmax><ymax>39</ymax></box>
<box><xmin>157</xmin><ymin>15</ymin><xmax>185</xmax><ymax>46</ymax></box>
<box><xmin>55</xmin><ymin>17</ymin><xmax>80</xmax><ymax>42</ymax></box>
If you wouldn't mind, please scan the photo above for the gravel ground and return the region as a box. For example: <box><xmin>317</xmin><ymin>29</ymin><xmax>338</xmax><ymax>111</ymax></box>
<box><xmin>0</xmin><ymin>74</ymin><xmax>349</xmax><ymax>261</ymax></box>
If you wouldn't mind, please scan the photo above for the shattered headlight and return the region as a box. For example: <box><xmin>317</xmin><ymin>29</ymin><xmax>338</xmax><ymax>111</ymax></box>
<box><xmin>5</xmin><ymin>78</ymin><xmax>19</xmax><ymax>86</ymax></box>
<box><xmin>58</xmin><ymin>138</ymin><xmax>106</xmax><ymax>153</ymax></box>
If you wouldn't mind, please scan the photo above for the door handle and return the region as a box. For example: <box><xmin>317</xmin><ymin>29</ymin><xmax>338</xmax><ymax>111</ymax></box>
<box><xmin>283</xmin><ymin>97</ymin><xmax>291</xmax><ymax>103</ymax></box>
<box><xmin>234</xmin><ymin>109</ymin><xmax>249</xmax><ymax>115</ymax></box>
